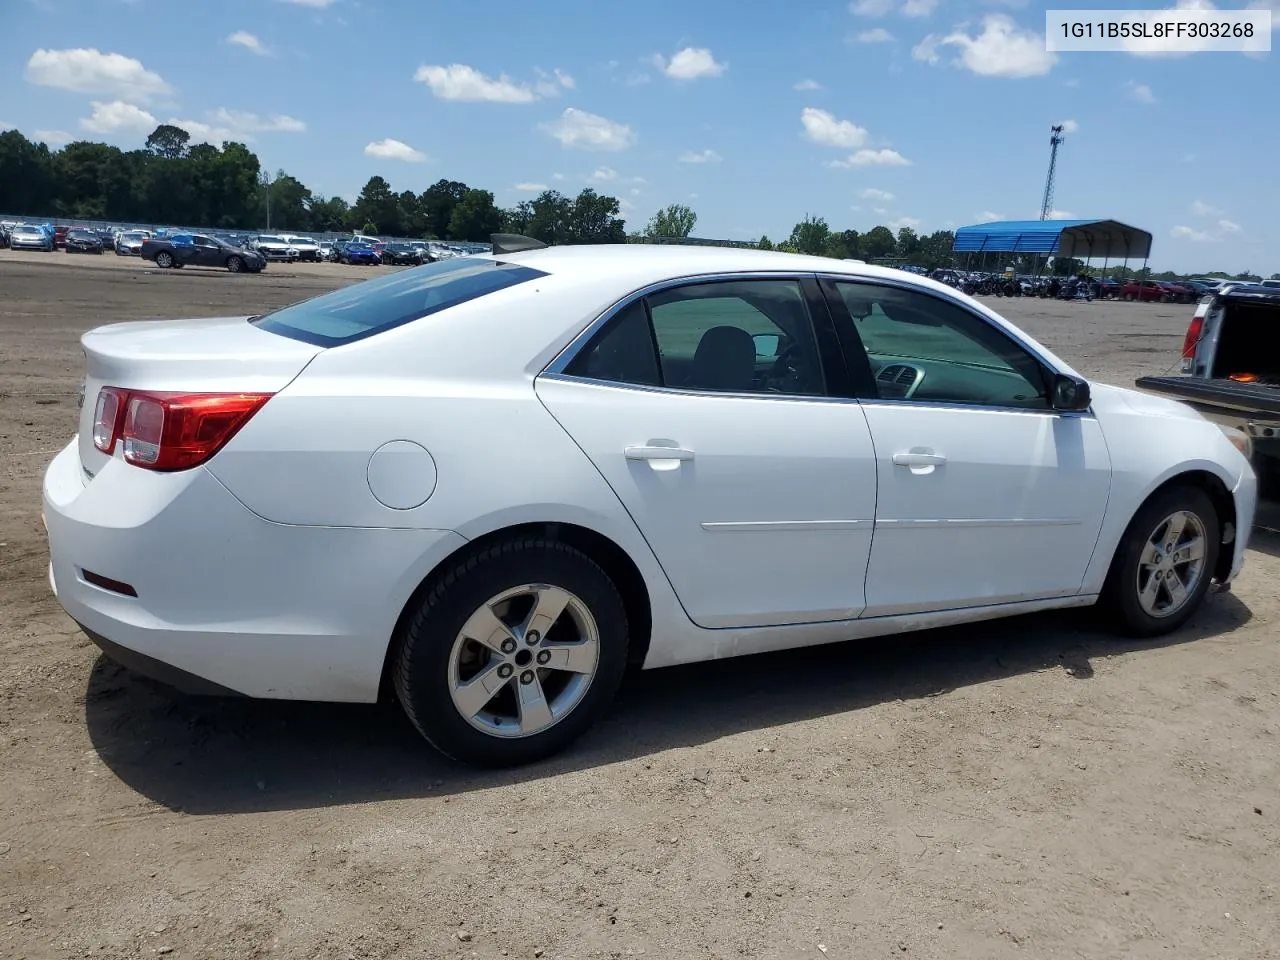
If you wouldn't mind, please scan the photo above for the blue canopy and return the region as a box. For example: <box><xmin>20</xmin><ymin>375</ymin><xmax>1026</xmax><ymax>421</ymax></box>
<box><xmin>953</xmin><ymin>219</ymin><xmax>1152</xmax><ymax>260</ymax></box>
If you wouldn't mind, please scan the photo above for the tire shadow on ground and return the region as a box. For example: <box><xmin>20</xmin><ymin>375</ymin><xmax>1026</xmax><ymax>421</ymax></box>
<box><xmin>83</xmin><ymin>586</ymin><xmax>1253</xmax><ymax>815</ymax></box>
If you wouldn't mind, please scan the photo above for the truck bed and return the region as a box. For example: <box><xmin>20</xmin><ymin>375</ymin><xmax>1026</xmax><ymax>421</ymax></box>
<box><xmin>1135</xmin><ymin>375</ymin><xmax>1280</xmax><ymax>417</ymax></box>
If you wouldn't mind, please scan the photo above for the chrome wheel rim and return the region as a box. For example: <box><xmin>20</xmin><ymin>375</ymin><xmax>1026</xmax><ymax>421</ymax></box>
<box><xmin>1136</xmin><ymin>510</ymin><xmax>1207</xmax><ymax>618</ymax></box>
<box><xmin>448</xmin><ymin>584</ymin><xmax>600</xmax><ymax>739</ymax></box>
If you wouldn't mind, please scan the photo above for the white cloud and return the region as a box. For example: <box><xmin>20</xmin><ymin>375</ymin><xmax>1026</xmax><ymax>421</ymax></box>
<box><xmin>850</xmin><ymin>0</ymin><xmax>938</xmax><ymax>15</ymax></box>
<box><xmin>679</xmin><ymin>148</ymin><xmax>722</xmax><ymax>163</ymax></box>
<box><xmin>79</xmin><ymin>100</ymin><xmax>156</xmax><ymax>134</ymax></box>
<box><xmin>800</xmin><ymin>107</ymin><xmax>868</xmax><ymax>148</ymax></box>
<box><xmin>889</xmin><ymin>216</ymin><xmax>922</xmax><ymax>230</ymax></box>
<box><xmin>514</xmin><ymin>182</ymin><xmax>549</xmax><ymax>192</ymax></box>
<box><xmin>793</xmin><ymin>78</ymin><xmax>823</xmax><ymax>90</ymax></box>
<box><xmin>1190</xmin><ymin>199</ymin><xmax>1222</xmax><ymax>217</ymax></box>
<box><xmin>829</xmin><ymin>148</ymin><xmax>912</xmax><ymax>167</ymax></box>
<box><xmin>978</xmin><ymin>210</ymin><xmax>1006</xmax><ymax>220</ymax></box>
<box><xmin>860</xmin><ymin>187</ymin><xmax>895</xmax><ymax>201</ymax></box>
<box><xmin>0</xmin><ymin>121</ymin><xmax>14</xmax><ymax>131</ymax></box>
<box><xmin>33</xmin><ymin>129</ymin><xmax>72</xmax><ymax>146</ymax></box>
<box><xmin>364</xmin><ymin>138</ymin><xmax>426</xmax><ymax>162</ymax></box>
<box><xmin>1059</xmin><ymin>118</ymin><xmax>1079</xmax><ymax>133</ymax></box>
<box><xmin>1128</xmin><ymin>81</ymin><xmax>1156</xmax><ymax>103</ymax></box>
<box><xmin>276</xmin><ymin>0</ymin><xmax>336</xmax><ymax>6</ymax></box>
<box><xmin>914</xmin><ymin>14</ymin><xmax>1057</xmax><ymax>77</ymax></box>
<box><xmin>541</xmin><ymin>107</ymin><xmax>636</xmax><ymax>151</ymax></box>
<box><xmin>591</xmin><ymin>166</ymin><xmax>618</xmax><ymax>181</ymax></box>
<box><xmin>873</xmin><ymin>206</ymin><xmax>890</xmax><ymax>215</ymax></box>
<box><xmin>170</xmin><ymin>118</ymin><xmax>237</xmax><ymax>143</ymax></box>
<box><xmin>857</xmin><ymin>27</ymin><xmax>896</xmax><ymax>41</ymax></box>
<box><xmin>414</xmin><ymin>64</ymin><xmax>538</xmax><ymax>103</ymax></box>
<box><xmin>652</xmin><ymin>47</ymin><xmax>727</xmax><ymax>80</ymax></box>
<box><xmin>552</xmin><ymin>172</ymin><xmax>566</xmax><ymax>180</ymax></box>
<box><xmin>534</xmin><ymin>67</ymin><xmax>576</xmax><ymax>97</ymax></box>
<box><xmin>1172</xmin><ymin>225</ymin><xmax>1215</xmax><ymax>242</ymax></box>
<box><xmin>1218</xmin><ymin>218</ymin><xmax>1242</xmax><ymax>233</ymax></box>
<box><xmin>209</xmin><ymin>108</ymin><xmax>305</xmax><ymax>134</ymax></box>
<box><xmin>1046</xmin><ymin>209</ymin><xmax>1075</xmax><ymax>219</ymax></box>
<box><xmin>227</xmin><ymin>31</ymin><xmax>268</xmax><ymax>56</ymax></box>
<box><xmin>25</xmin><ymin>48</ymin><xmax>172</xmax><ymax>104</ymax></box>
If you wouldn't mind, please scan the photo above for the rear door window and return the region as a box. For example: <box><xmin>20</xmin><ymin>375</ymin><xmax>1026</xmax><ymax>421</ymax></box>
<box><xmin>252</xmin><ymin>257</ymin><xmax>548</xmax><ymax>346</ymax></box>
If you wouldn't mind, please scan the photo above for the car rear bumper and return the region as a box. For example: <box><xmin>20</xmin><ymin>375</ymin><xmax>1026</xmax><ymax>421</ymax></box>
<box><xmin>43</xmin><ymin>439</ymin><xmax>466</xmax><ymax>702</ymax></box>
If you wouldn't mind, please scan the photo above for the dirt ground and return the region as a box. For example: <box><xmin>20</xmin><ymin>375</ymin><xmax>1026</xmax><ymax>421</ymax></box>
<box><xmin>2</xmin><ymin>251</ymin><xmax>1278</xmax><ymax>960</ymax></box>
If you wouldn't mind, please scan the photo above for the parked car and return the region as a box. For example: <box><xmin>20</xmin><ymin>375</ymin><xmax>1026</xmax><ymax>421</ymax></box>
<box><xmin>317</xmin><ymin>241</ymin><xmax>335</xmax><ymax>262</ymax></box>
<box><xmin>381</xmin><ymin>241</ymin><xmax>425</xmax><ymax>266</ymax></box>
<box><xmin>1121</xmin><ymin>280</ymin><xmax>1170</xmax><ymax>302</ymax></box>
<box><xmin>140</xmin><ymin>233</ymin><xmax>267</xmax><ymax>273</ymax></box>
<box><xmin>43</xmin><ymin>242</ymin><xmax>1256</xmax><ymax>767</ymax></box>
<box><xmin>1136</xmin><ymin>283</ymin><xmax>1280</xmax><ymax>493</ymax></box>
<box><xmin>115</xmin><ymin>231</ymin><xmax>150</xmax><ymax>256</ymax></box>
<box><xmin>252</xmin><ymin>235</ymin><xmax>300</xmax><ymax>262</ymax></box>
<box><xmin>339</xmin><ymin>241</ymin><xmax>380</xmax><ymax>265</ymax></box>
<box><xmin>64</xmin><ymin>228</ymin><xmax>105</xmax><ymax>254</ymax></box>
<box><xmin>8</xmin><ymin>224</ymin><xmax>54</xmax><ymax>251</ymax></box>
<box><xmin>282</xmin><ymin>235</ymin><xmax>322</xmax><ymax>262</ymax></box>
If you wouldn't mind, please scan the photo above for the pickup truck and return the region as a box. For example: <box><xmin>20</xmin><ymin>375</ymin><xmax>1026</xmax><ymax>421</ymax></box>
<box><xmin>140</xmin><ymin>233</ymin><xmax>267</xmax><ymax>273</ymax></box>
<box><xmin>1136</xmin><ymin>284</ymin><xmax>1280</xmax><ymax>493</ymax></box>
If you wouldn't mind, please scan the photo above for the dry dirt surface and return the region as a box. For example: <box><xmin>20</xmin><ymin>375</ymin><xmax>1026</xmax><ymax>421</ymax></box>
<box><xmin>2</xmin><ymin>252</ymin><xmax>1279</xmax><ymax>960</ymax></box>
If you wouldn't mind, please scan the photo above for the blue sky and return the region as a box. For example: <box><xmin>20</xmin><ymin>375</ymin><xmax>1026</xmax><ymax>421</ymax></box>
<box><xmin>0</xmin><ymin>0</ymin><xmax>1276</xmax><ymax>272</ymax></box>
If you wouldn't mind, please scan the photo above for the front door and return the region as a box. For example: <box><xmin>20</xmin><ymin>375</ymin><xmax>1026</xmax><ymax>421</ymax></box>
<box><xmin>537</xmin><ymin>277</ymin><xmax>879</xmax><ymax>629</ymax></box>
<box><xmin>824</xmin><ymin>279</ymin><xmax>1112</xmax><ymax>617</ymax></box>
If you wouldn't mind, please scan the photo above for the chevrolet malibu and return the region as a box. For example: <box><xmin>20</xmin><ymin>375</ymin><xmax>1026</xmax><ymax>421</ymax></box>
<box><xmin>43</xmin><ymin>241</ymin><xmax>1257</xmax><ymax>766</ymax></box>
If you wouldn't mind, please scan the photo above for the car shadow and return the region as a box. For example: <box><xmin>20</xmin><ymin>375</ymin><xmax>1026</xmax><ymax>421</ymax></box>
<box><xmin>84</xmin><ymin>588</ymin><xmax>1253</xmax><ymax>815</ymax></box>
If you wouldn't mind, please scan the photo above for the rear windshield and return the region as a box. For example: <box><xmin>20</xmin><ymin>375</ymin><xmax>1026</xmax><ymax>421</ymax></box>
<box><xmin>252</xmin><ymin>257</ymin><xmax>548</xmax><ymax>347</ymax></box>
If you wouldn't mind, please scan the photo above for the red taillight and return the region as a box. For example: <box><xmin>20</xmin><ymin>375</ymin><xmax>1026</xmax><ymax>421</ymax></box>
<box><xmin>1182</xmin><ymin>314</ymin><xmax>1204</xmax><ymax>359</ymax></box>
<box><xmin>92</xmin><ymin>387</ymin><xmax>125</xmax><ymax>453</ymax></box>
<box><xmin>91</xmin><ymin>388</ymin><xmax>272</xmax><ymax>471</ymax></box>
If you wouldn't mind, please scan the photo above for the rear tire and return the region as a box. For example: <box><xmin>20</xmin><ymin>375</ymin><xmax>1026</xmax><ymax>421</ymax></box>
<box><xmin>1100</xmin><ymin>485</ymin><xmax>1220</xmax><ymax>638</ymax></box>
<box><xmin>393</xmin><ymin>537</ymin><xmax>630</xmax><ymax>767</ymax></box>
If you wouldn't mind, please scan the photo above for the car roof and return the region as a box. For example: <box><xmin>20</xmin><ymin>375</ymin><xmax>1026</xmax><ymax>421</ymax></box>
<box><xmin>488</xmin><ymin>242</ymin><xmax>943</xmax><ymax>291</ymax></box>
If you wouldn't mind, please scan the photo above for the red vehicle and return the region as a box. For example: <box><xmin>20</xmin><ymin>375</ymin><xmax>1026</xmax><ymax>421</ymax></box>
<box><xmin>1121</xmin><ymin>279</ymin><xmax>1172</xmax><ymax>302</ymax></box>
<box><xmin>53</xmin><ymin>226</ymin><xmax>68</xmax><ymax>248</ymax></box>
<box><xmin>1159</xmin><ymin>281</ymin><xmax>1197</xmax><ymax>304</ymax></box>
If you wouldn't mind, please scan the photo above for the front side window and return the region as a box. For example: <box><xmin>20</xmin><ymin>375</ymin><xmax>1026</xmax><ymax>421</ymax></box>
<box><xmin>832</xmin><ymin>282</ymin><xmax>1050</xmax><ymax>409</ymax></box>
<box><xmin>564</xmin><ymin>279</ymin><xmax>825</xmax><ymax>397</ymax></box>
<box><xmin>252</xmin><ymin>257</ymin><xmax>548</xmax><ymax>347</ymax></box>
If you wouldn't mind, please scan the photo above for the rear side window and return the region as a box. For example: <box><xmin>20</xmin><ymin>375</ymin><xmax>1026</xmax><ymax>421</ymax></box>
<box><xmin>252</xmin><ymin>258</ymin><xmax>548</xmax><ymax>347</ymax></box>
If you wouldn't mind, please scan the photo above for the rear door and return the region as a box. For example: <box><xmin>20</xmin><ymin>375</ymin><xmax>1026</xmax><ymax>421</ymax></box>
<box><xmin>537</xmin><ymin>275</ymin><xmax>880</xmax><ymax>630</ymax></box>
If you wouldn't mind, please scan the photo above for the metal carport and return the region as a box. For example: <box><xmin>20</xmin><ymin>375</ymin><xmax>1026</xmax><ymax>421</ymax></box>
<box><xmin>952</xmin><ymin>218</ymin><xmax>1153</xmax><ymax>263</ymax></box>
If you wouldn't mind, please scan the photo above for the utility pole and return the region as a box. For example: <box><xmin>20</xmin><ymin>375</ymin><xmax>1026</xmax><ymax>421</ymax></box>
<box><xmin>1039</xmin><ymin>125</ymin><xmax>1065</xmax><ymax>221</ymax></box>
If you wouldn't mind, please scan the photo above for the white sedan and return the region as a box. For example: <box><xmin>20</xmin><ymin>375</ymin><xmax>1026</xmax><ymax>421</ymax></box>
<box><xmin>43</xmin><ymin>241</ymin><xmax>1257</xmax><ymax>766</ymax></box>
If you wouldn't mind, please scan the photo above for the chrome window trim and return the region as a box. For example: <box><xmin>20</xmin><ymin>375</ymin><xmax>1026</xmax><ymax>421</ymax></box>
<box><xmin>814</xmin><ymin>270</ymin><xmax>1071</xmax><ymax>383</ymax></box>
<box><xmin>540</xmin><ymin>266</ymin><xmax>1093</xmax><ymax>417</ymax></box>
<box><xmin>542</xmin><ymin>270</ymin><xmax>821</xmax><ymax>378</ymax></box>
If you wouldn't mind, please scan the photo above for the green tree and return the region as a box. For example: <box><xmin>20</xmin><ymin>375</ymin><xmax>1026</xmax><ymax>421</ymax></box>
<box><xmin>421</xmin><ymin>179</ymin><xmax>469</xmax><ymax>238</ymax></box>
<box><xmin>145</xmin><ymin>124</ymin><xmax>191</xmax><ymax>160</ymax></box>
<box><xmin>645</xmin><ymin>203</ymin><xmax>697</xmax><ymax>239</ymax></box>
<box><xmin>350</xmin><ymin>175</ymin><xmax>401</xmax><ymax>234</ymax></box>
<box><xmin>568</xmin><ymin>188</ymin><xmax>626</xmax><ymax>243</ymax></box>
<box><xmin>787</xmin><ymin>215</ymin><xmax>831</xmax><ymax>256</ymax></box>
<box><xmin>860</xmin><ymin>225</ymin><xmax>897</xmax><ymax>259</ymax></box>
<box><xmin>825</xmin><ymin>229</ymin><xmax>860</xmax><ymax>260</ymax></box>
<box><xmin>526</xmin><ymin>190</ymin><xmax>573</xmax><ymax>244</ymax></box>
<box><xmin>447</xmin><ymin>188</ymin><xmax>503</xmax><ymax>240</ymax></box>
<box><xmin>0</xmin><ymin>130</ymin><xmax>56</xmax><ymax>215</ymax></box>
<box><xmin>895</xmin><ymin>227</ymin><xmax>920</xmax><ymax>259</ymax></box>
<box><xmin>756</xmin><ymin>235</ymin><xmax>775</xmax><ymax>251</ymax></box>
<box><xmin>307</xmin><ymin>195</ymin><xmax>350</xmax><ymax>232</ymax></box>
<box><xmin>268</xmin><ymin>174</ymin><xmax>313</xmax><ymax>230</ymax></box>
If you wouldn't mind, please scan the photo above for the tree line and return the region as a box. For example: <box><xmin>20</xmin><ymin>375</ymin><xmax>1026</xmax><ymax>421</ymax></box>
<box><xmin>1</xmin><ymin>124</ymin><xmax>1272</xmax><ymax>279</ymax></box>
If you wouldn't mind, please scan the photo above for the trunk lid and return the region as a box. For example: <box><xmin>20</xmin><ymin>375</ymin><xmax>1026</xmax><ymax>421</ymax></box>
<box><xmin>77</xmin><ymin>315</ymin><xmax>323</xmax><ymax>478</ymax></box>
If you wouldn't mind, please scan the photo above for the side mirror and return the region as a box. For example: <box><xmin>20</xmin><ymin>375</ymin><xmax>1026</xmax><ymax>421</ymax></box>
<box><xmin>753</xmin><ymin>334</ymin><xmax>780</xmax><ymax>358</ymax></box>
<box><xmin>1051</xmin><ymin>373</ymin><xmax>1091</xmax><ymax>411</ymax></box>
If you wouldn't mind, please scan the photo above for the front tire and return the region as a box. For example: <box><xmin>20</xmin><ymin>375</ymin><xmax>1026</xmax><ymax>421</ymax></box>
<box><xmin>393</xmin><ymin>537</ymin><xmax>630</xmax><ymax>767</ymax></box>
<box><xmin>1100</xmin><ymin>485</ymin><xmax>1220</xmax><ymax>637</ymax></box>
<box><xmin>227</xmin><ymin>255</ymin><xmax>243</xmax><ymax>273</ymax></box>
<box><xmin>154</xmin><ymin>251</ymin><xmax>174</xmax><ymax>268</ymax></box>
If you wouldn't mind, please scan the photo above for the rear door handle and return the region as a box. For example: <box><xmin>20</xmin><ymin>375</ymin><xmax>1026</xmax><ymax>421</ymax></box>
<box><xmin>625</xmin><ymin>444</ymin><xmax>694</xmax><ymax>471</ymax></box>
<box><xmin>892</xmin><ymin>452</ymin><xmax>947</xmax><ymax>466</ymax></box>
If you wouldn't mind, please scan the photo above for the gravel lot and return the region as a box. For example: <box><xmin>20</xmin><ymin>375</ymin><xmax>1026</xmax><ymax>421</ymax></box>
<box><xmin>2</xmin><ymin>251</ymin><xmax>1278</xmax><ymax>960</ymax></box>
